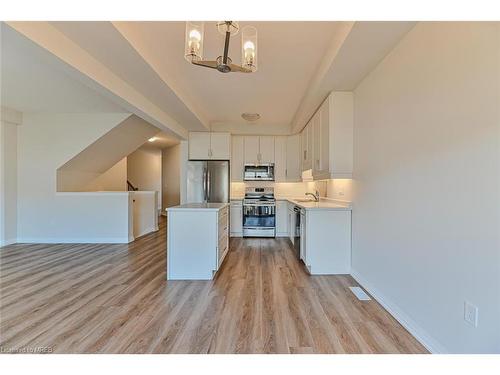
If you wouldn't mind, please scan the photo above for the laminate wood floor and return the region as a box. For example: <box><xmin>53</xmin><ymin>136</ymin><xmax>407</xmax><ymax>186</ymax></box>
<box><xmin>0</xmin><ymin>218</ymin><xmax>427</xmax><ymax>354</ymax></box>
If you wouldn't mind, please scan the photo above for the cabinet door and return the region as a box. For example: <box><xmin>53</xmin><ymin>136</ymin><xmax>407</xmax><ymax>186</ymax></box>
<box><xmin>276</xmin><ymin>201</ymin><xmax>288</xmax><ymax>236</ymax></box>
<box><xmin>259</xmin><ymin>136</ymin><xmax>275</xmax><ymax>164</ymax></box>
<box><xmin>319</xmin><ymin>99</ymin><xmax>330</xmax><ymax>175</ymax></box>
<box><xmin>274</xmin><ymin>136</ymin><xmax>287</xmax><ymax>182</ymax></box>
<box><xmin>210</xmin><ymin>132</ymin><xmax>231</xmax><ymax>160</ymax></box>
<box><xmin>306</xmin><ymin>123</ymin><xmax>313</xmax><ymax>169</ymax></box>
<box><xmin>286</xmin><ymin>134</ymin><xmax>301</xmax><ymax>181</ymax></box>
<box><xmin>244</xmin><ymin>136</ymin><xmax>260</xmax><ymax>164</ymax></box>
<box><xmin>189</xmin><ymin>132</ymin><xmax>210</xmax><ymax>160</ymax></box>
<box><xmin>230</xmin><ymin>202</ymin><xmax>243</xmax><ymax>236</ymax></box>
<box><xmin>312</xmin><ymin>111</ymin><xmax>321</xmax><ymax>173</ymax></box>
<box><xmin>231</xmin><ymin>136</ymin><xmax>244</xmax><ymax>181</ymax></box>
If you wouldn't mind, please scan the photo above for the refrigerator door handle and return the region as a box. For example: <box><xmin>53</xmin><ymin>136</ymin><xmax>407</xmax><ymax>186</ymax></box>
<box><xmin>207</xmin><ymin>168</ymin><xmax>211</xmax><ymax>202</ymax></box>
<box><xmin>203</xmin><ymin>167</ymin><xmax>208</xmax><ymax>201</ymax></box>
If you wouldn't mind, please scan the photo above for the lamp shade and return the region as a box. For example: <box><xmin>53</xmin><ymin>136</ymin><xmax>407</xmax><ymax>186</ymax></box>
<box><xmin>185</xmin><ymin>21</ymin><xmax>204</xmax><ymax>62</ymax></box>
<box><xmin>241</xmin><ymin>26</ymin><xmax>258</xmax><ymax>72</ymax></box>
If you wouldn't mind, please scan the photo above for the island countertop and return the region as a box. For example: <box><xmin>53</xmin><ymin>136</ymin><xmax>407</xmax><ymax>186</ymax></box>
<box><xmin>166</xmin><ymin>202</ymin><xmax>229</xmax><ymax>212</ymax></box>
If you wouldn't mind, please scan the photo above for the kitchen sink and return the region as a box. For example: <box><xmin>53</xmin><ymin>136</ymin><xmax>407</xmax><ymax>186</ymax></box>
<box><xmin>294</xmin><ymin>199</ymin><xmax>316</xmax><ymax>203</ymax></box>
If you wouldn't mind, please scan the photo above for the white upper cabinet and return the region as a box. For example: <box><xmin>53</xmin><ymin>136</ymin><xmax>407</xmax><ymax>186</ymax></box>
<box><xmin>231</xmin><ymin>136</ymin><xmax>244</xmax><ymax>181</ymax></box>
<box><xmin>300</xmin><ymin>91</ymin><xmax>353</xmax><ymax>179</ymax></box>
<box><xmin>210</xmin><ymin>132</ymin><xmax>231</xmax><ymax>160</ymax></box>
<box><xmin>274</xmin><ymin>136</ymin><xmax>287</xmax><ymax>182</ymax></box>
<box><xmin>189</xmin><ymin>132</ymin><xmax>211</xmax><ymax>159</ymax></box>
<box><xmin>328</xmin><ymin>92</ymin><xmax>353</xmax><ymax>178</ymax></box>
<box><xmin>243</xmin><ymin>136</ymin><xmax>260</xmax><ymax>164</ymax></box>
<box><xmin>301</xmin><ymin>122</ymin><xmax>313</xmax><ymax>171</ymax></box>
<box><xmin>243</xmin><ymin>136</ymin><xmax>275</xmax><ymax>164</ymax></box>
<box><xmin>286</xmin><ymin>134</ymin><xmax>301</xmax><ymax>181</ymax></box>
<box><xmin>259</xmin><ymin>136</ymin><xmax>275</xmax><ymax>164</ymax></box>
<box><xmin>189</xmin><ymin>132</ymin><xmax>230</xmax><ymax>160</ymax></box>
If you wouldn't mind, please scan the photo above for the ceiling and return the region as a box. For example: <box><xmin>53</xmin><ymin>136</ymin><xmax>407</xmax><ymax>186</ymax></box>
<box><xmin>51</xmin><ymin>21</ymin><xmax>347</xmax><ymax>131</ymax></box>
<box><xmin>0</xmin><ymin>24</ymin><xmax>126</xmax><ymax>113</ymax></box>
<box><xmin>2</xmin><ymin>21</ymin><xmax>416</xmax><ymax>136</ymax></box>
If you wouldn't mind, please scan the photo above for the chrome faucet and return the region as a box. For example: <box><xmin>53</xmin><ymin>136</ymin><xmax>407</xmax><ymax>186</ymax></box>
<box><xmin>305</xmin><ymin>190</ymin><xmax>320</xmax><ymax>202</ymax></box>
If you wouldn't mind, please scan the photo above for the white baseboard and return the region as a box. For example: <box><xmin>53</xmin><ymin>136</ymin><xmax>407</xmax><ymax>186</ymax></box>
<box><xmin>0</xmin><ymin>238</ymin><xmax>17</xmax><ymax>247</ymax></box>
<box><xmin>350</xmin><ymin>269</ymin><xmax>448</xmax><ymax>354</ymax></box>
<box><xmin>16</xmin><ymin>237</ymin><xmax>131</xmax><ymax>244</ymax></box>
<box><xmin>133</xmin><ymin>226</ymin><xmax>158</xmax><ymax>239</ymax></box>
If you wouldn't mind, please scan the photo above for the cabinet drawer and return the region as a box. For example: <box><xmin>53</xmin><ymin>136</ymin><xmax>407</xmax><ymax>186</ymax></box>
<box><xmin>218</xmin><ymin>219</ymin><xmax>228</xmax><ymax>238</ymax></box>
<box><xmin>218</xmin><ymin>233</ymin><xmax>228</xmax><ymax>261</ymax></box>
<box><xmin>218</xmin><ymin>207</ymin><xmax>229</xmax><ymax>223</ymax></box>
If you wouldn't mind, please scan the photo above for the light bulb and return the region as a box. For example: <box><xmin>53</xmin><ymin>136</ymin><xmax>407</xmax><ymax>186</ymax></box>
<box><xmin>189</xmin><ymin>29</ymin><xmax>201</xmax><ymax>42</ymax></box>
<box><xmin>243</xmin><ymin>41</ymin><xmax>255</xmax><ymax>51</ymax></box>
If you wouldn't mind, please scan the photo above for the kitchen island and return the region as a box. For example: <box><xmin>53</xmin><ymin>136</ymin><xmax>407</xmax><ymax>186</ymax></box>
<box><xmin>166</xmin><ymin>203</ymin><xmax>229</xmax><ymax>280</ymax></box>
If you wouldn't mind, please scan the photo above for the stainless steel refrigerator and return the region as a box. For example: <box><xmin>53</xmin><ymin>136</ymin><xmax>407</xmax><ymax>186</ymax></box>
<box><xmin>186</xmin><ymin>161</ymin><xmax>229</xmax><ymax>203</ymax></box>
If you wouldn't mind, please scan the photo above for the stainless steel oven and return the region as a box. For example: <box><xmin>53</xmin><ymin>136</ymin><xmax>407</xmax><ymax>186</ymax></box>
<box><xmin>243</xmin><ymin>164</ymin><xmax>274</xmax><ymax>181</ymax></box>
<box><xmin>243</xmin><ymin>187</ymin><xmax>276</xmax><ymax>237</ymax></box>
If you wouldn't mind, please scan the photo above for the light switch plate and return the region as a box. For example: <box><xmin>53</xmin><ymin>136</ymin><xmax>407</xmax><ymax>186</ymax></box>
<box><xmin>464</xmin><ymin>301</ymin><xmax>479</xmax><ymax>327</ymax></box>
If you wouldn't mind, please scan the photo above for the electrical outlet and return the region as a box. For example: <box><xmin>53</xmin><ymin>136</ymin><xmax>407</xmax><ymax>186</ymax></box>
<box><xmin>464</xmin><ymin>301</ymin><xmax>479</xmax><ymax>327</ymax></box>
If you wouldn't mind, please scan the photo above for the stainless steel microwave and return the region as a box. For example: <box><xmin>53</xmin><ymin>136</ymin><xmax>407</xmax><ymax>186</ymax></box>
<box><xmin>243</xmin><ymin>164</ymin><xmax>275</xmax><ymax>181</ymax></box>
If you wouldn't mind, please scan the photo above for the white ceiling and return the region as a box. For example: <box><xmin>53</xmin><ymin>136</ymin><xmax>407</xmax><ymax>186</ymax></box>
<box><xmin>2</xmin><ymin>21</ymin><xmax>416</xmax><ymax>136</ymax></box>
<box><xmin>116</xmin><ymin>21</ymin><xmax>344</xmax><ymax>129</ymax></box>
<box><xmin>0</xmin><ymin>24</ymin><xmax>126</xmax><ymax>113</ymax></box>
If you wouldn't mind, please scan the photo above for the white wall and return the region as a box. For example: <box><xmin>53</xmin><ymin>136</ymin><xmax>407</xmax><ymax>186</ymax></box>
<box><xmin>352</xmin><ymin>22</ymin><xmax>500</xmax><ymax>353</ymax></box>
<box><xmin>0</xmin><ymin>109</ymin><xmax>21</xmax><ymax>246</ymax></box>
<box><xmin>162</xmin><ymin>144</ymin><xmax>180</xmax><ymax>211</ymax></box>
<box><xmin>84</xmin><ymin>157</ymin><xmax>127</xmax><ymax>191</ymax></box>
<box><xmin>131</xmin><ymin>191</ymin><xmax>158</xmax><ymax>238</ymax></box>
<box><xmin>17</xmin><ymin>112</ymin><xmax>135</xmax><ymax>242</ymax></box>
<box><xmin>127</xmin><ymin>146</ymin><xmax>162</xmax><ymax>211</ymax></box>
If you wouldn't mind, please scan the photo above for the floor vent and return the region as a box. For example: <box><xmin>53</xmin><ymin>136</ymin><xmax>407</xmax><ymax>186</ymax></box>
<box><xmin>349</xmin><ymin>286</ymin><xmax>372</xmax><ymax>301</ymax></box>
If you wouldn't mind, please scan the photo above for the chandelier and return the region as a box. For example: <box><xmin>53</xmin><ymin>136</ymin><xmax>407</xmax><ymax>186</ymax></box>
<box><xmin>184</xmin><ymin>21</ymin><xmax>258</xmax><ymax>74</ymax></box>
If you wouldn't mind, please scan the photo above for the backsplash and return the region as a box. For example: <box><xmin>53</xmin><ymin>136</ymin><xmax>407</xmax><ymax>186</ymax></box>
<box><xmin>231</xmin><ymin>179</ymin><xmax>352</xmax><ymax>201</ymax></box>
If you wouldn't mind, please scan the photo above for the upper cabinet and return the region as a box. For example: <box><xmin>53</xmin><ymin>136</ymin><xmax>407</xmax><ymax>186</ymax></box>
<box><xmin>243</xmin><ymin>136</ymin><xmax>260</xmax><ymax>164</ymax></box>
<box><xmin>299</xmin><ymin>91</ymin><xmax>353</xmax><ymax>179</ymax></box>
<box><xmin>301</xmin><ymin>122</ymin><xmax>313</xmax><ymax>171</ymax></box>
<box><xmin>231</xmin><ymin>136</ymin><xmax>244</xmax><ymax>182</ymax></box>
<box><xmin>259</xmin><ymin>136</ymin><xmax>275</xmax><ymax>164</ymax></box>
<box><xmin>244</xmin><ymin>136</ymin><xmax>274</xmax><ymax>164</ymax></box>
<box><xmin>189</xmin><ymin>132</ymin><xmax>231</xmax><ymax>160</ymax></box>
<box><xmin>286</xmin><ymin>134</ymin><xmax>302</xmax><ymax>182</ymax></box>
<box><xmin>274</xmin><ymin>136</ymin><xmax>287</xmax><ymax>182</ymax></box>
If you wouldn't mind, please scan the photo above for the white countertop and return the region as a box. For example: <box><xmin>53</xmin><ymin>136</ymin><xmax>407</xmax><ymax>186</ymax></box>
<box><xmin>230</xmin><ymin>196</ymin><xmax>351</xmax><ymax>211</ymax></box>
<box><xmin>166</xmin><ymin>202</ymin><xmax>229</xmax><ymax>211</ymax></box>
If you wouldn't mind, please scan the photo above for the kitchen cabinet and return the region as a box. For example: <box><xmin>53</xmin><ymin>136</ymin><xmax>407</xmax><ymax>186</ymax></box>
<box><xmin>301</xmin><ymin>122</ymin><xmax>313</xmax><ymax>171</ymax></box>
<box><xmin>302</xmin><ymin>208</ymin><xmax>351</xmax><ymax>274</ymax></box>
<box><xmin>286</xmin><ymin>134</ymin><xmax>301</xmax><ymax>182</ymax></box>
<box><xmin>274</xmin><ymin>136</ymin><xmax>287</xmax><ymax>182</ymax></box>
<box><xmin>299</xmin><ymin>91</ymin><xmax>353</xmax><ymax>179</ymax></box>
<box><xmin>189</xmin><ymin>132</ymin><xmax>231</xmax><ymax>160</ymax></box>
<box><xmin>259</xmin><ymin>136</ymin><xmax>275</xmax><ymax>164</ymax></box>
<box><xmin>243</xmin><ymin>136</ymin><xmax>260</xmax><ymax>164</ymax></box>
<box><xmin>275</xmin><ymin>200</ymin><xmax>289</xmax><ymax>237</ymax></box>
<box><xmin>243</xmin><ymin>136</ymin><xmax>275</xmax><ymax>164</ymax></box>
<box><xmin>230</xmin><ymin>200</ymin><xmax>243</xmax><ymax>237</ymax></box>
<box><xmin>167</xmin><ymin>203</ymin><xmax>229</xmax><ymax>280</ymax></box>
<box><xmin>231</xmin><ymin>136</ymin><xmax>244</xmax><ymax>181</ymax></box>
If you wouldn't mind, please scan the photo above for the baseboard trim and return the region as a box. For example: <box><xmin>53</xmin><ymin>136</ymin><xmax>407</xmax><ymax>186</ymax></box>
<box><xmin>0</xmin><ymin>238</ymin><xmax>17</xmax><ymax>247</ymax></box>
<box><xmin>16</xmin><ymin>237</ymin><xmax>131</xmax><ymax>244</ymax></box>
<box><xmin>350</xmin><ymin>269</ymin><xmax>448</xmax><ymax>354</ymax></box>
<box><xmin>133</xmin><ymin>227</ymin><xmax>158</xmax><ymax>240</ymax></box>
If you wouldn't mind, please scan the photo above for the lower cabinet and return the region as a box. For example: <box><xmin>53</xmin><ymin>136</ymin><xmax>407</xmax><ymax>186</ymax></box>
<box><xmin>276</xmin><ymin>200</ymin><xmax>289</xmax><ymax>237</ymax></box>
<box><xmin>288</xmin><ymin>202</ymin><xmax>296</xmax><ymax>244</ymax></box>
<box><xmin>302</xmin><ymin>209</ymin><xmax>351</xmax><ymax>275</ymax></box>
<box><xmin>230</xmin><ymin>200</ymin><xmax>243</xmax><ymax>237</ymax></box>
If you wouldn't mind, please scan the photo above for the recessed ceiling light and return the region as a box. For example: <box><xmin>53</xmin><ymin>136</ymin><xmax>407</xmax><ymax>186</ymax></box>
<box><xmin>148</xmin><ymin>137</ymin><xmax>157</xmax><ymax>142</ymax></box>
<box><xmin>241</xmin><ymin>113</ymin><xmax>261</xmax><ymax>122</ymax></box>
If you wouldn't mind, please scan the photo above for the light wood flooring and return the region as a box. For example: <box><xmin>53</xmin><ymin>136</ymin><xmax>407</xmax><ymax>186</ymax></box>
<box><xmin>0</xmin><ymin>218</ymin><xmax>427</xmax><ymax>354</ymax></box>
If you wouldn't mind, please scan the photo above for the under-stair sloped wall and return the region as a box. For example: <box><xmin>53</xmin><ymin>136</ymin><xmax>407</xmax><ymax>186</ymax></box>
<box><xmin>16</xmin><ymin>112</ymin><xmax>159</xmax><ymax>243</ymax></box>
<box><xmin>57</xmin><ymin>114</ymin><xmax>160</xmax><ymax>192</ymax></box>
